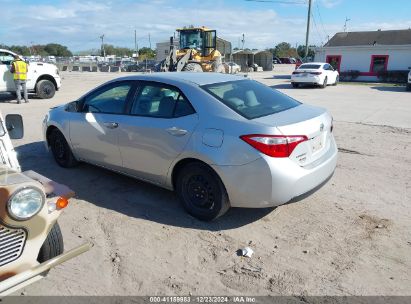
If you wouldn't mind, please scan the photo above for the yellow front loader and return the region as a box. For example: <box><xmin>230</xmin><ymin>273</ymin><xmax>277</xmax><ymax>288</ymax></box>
<box><xmin>161</xmin><ymin>26</ymin><xmax>225</xmax><ymax>73</ymax></box>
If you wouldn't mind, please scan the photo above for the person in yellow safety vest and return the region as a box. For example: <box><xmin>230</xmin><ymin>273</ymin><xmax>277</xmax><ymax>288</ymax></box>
<box><xmin>10</xmin><ymin>55</ymin><xmax>29</xmax><ymax>104</ymax></box>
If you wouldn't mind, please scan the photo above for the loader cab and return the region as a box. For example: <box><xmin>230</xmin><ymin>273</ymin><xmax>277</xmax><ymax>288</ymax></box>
<box><xmin>178</xmin><ymin>28</ymin><xmax>217</xmax><ymax>57</ymax></box>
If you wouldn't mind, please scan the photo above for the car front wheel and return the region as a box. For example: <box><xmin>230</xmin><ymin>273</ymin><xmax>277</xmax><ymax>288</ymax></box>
<box><xmin>333</xmin><ymin>75</ymin><xmax>339</xmax><ymax>86</ymax></box>
<box><xmin>36</xmin><ymin>79</ymin><xmax>56</xmax><ymax>99</ymax></box>
<box><xmin>321</xmin><ymin>77</ymin><xmax>328</xmax><ymax>89</ymax></box>
<box><xmin>49</xmin><ymin>128</ymin><xmax>78</xmax><ymax>168</ymax></box>
<box><xmin>176</xmin><ymin>162</ymin><xmax>230</xmax><ymax>221</ymax></box>
<box><xmin>37</xmin><ymin>222</ymin><xmax>64</xmax><ymax>262</ymax></box>
<box><xmin>407</xmin><ymin>83</ymin><xmax>411</xmax><ymax>91</ymax></box>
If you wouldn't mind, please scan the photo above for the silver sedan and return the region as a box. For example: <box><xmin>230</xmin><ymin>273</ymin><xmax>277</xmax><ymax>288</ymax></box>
<box><xmin>43</xmin><ymin>73</ymin><xmax>337</xmax><ymax>221</ymax></box>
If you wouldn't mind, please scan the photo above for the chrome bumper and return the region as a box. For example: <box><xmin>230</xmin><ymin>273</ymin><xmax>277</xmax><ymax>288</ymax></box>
<box><xmin>0</xmin><ymin>242</ymin><xmax>92</xmax><ymax>296</ymax></box>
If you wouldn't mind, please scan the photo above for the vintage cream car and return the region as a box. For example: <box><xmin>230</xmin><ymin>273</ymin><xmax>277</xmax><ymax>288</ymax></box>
<box><xmin>0</xmin><ymin>112</ymin><xmax>90</xmax><ymax>296</ymax></box>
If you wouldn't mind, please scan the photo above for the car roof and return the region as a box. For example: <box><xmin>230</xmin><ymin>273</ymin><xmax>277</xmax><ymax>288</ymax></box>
<box><xmin>300</xmin><ymin>62</ymin><xmax>325</xmax><ymax>66</ymax></box>
<box><xmin>115</xmin><ymin>72</ymin><xmax>245</xmax><ymax>86</ymax></box>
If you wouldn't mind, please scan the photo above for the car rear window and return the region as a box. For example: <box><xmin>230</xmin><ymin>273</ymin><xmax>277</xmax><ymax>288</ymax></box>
<box><xmin>201</xmin><ymin>80</ymin><xmax>300</xmax><ymax>119</ymax></box>
<box><xmin>298</xmin><ymin>64</ymin><xmax>321</xmax><ymax>69</ymax></box>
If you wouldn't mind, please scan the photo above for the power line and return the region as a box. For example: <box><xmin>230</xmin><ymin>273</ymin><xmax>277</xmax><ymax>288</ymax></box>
<box><xmin>315</xmin><ymin>1</ymin><xmax>328</xmax><ymax>42</ymax></box>
<box><xmin>245</xmin><ymin>0</ymin><xmax>306</xmax><ymax>4</ymax></box>
<box><xmin>311</xmin><ymin>12</ymin><xmax>324</xmax><ymax>46</ymax></box>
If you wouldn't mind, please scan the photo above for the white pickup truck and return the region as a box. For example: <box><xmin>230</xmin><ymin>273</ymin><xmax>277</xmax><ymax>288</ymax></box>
<box><xmin>0</xmin><ymin>49</ymin><xmax>61</xmax><ymax>99</ymax></box>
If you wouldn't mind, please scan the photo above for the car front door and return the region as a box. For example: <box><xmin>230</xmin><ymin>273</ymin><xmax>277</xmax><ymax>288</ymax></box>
<box><xmin>0</xmin><ymin>52</ymin><xmax>15</xmax><ymax>91</ymax></box>
<box><xmin>116</xmin><ymin>82</ymin><xmax>199</xmax><ymax>185</ymax></box>
<box><xmin>69</xmin><ymin>81</ymin><xmax>135</xmax><ymax>170</ymax></box>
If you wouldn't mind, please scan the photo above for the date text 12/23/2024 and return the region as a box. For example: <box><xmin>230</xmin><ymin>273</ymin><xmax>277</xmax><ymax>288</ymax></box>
<box><xmin>149</xmin><ymin>296</ymin><xmax>257</xmax><ymax>303</ymax></box>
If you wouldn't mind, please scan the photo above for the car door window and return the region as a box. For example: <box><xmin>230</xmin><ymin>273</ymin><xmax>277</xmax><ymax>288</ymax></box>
<box><xmin>0</xmin><ymin>52</ymin><xmax>14</xmax><ymax>65</ymax></box>
<box><xmin>130</xmin><ymin>84</ymin><xmax>195</xmax><ymax>118</ymax></box>
<box><xmin>82</xmin><ymin>83</ymin><xmax>132</xmax><ymax>114</ymax></box>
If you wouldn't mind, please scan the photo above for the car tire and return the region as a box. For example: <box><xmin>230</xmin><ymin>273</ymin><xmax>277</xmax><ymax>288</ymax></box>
<box><xmin>182</xmin><ymin>63</ymin><xmax>203</xmax><ymax>72</ymax></box>
<box><xmin>321</xmin><ymin>77</ymin><xmax>328</xmax><ymax>89</ymax></box>
<box><xmin>333</xmin><ymin>75</ymin><xmax>339</xmax><ymax>86</ymax></box>
<box><xmin>407</xmin><ymin>84</ymin><xmax>411</xmax><ymax>91</ymax></box>
<box><xmin>49</xmin><ymin>128</ymin><xmax>78</xmax><ymax>168</ymax></box>
<box><xmin>36</xmin><ymin>79</ymin><xmax>56</xmax><ymax>99</ymax></box>
<box><xmin>176</xmin><ymin>162</ymin><xmax>230</xmax><ymax>221</ymax></box>
<box><xmin>292</xmin><ymin>82</ymin><xmax>299</xmax><ymax>88</ymax></box>
<box><xmin>37</xmin><ymin>222</ymin><xmax>64</xmax><ymax>263</ymax></box>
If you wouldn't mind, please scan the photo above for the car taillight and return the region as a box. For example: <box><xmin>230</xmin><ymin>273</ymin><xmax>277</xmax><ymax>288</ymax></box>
<box><xmin>240</xmin><ymin>134</ymin><xmax>308</xmax><ymax>158</ymax></box>
<box><xmin>310</xmin><ymin>72</ymin><xmax>322</xmax><ymax>75</ymax></box>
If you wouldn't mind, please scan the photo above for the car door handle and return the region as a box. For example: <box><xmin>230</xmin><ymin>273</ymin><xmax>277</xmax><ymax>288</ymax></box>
<box><xmin>104</xmin><ymin>122</ymin><xmax>119</xmax><ymax>129</ymax></box>
<box><xmin>166</xmin><ymin>127</ymin><xmax>187</xmax><ymax>136</ymax></box>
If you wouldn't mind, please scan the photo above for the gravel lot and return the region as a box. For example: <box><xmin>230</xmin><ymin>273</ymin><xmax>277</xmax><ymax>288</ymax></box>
<box><xmin>1</xmin><ymin>66</ymin><xmax>410</xmax><ymax>296</ymax></box>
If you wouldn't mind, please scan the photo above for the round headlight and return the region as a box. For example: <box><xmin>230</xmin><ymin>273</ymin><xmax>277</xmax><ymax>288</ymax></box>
<box><xmin>7</xmin><ymin>187</ymin><xmax>45</xmax><ymax>221</ymax></box>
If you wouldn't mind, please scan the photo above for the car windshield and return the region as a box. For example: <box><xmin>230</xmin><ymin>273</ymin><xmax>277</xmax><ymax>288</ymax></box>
<box><xmin>299</xmin><ymin>64</ymin><xmax>321</xmax><ymax>69</ymax></box>
<box><xmin>201</xmin><ymin>80</ymin><xmax>300</xmax><ymax>119</ymax></box>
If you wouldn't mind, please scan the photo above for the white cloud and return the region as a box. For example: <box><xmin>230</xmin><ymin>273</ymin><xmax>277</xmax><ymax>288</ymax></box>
<box><xmin>1</xmin><ymin>0</ymin><xmax>410</xmax><ymax>52</ymax></box>
<box><xmin>320</xmin><ymin>0</ymin><xmax>342</xmax><ymax>8</ymax></box>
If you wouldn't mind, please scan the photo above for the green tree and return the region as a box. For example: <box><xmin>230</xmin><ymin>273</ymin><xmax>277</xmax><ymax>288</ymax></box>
<box><xmin>138</xmin><ymin>47</ymin><xmax>155</xmax><ymax>60</ymax></box>
<box><xmin>44</xmin><ymin>43</ymin><xmax>72</xmax><ymax>57</ymax></box>
<box><xmin>274</xmin><ymin>42</ymin><xmax>298</xmax><ymax>58</ymax></box>
<box><xmin>102</xmin><ymin>44</ymin><xmax>134</xmax><ymax>57</ymax></box>
<box><xmin>297</xmin><ymin>45</ymin><xmax>315</xmax><ymax>59</ymax></box>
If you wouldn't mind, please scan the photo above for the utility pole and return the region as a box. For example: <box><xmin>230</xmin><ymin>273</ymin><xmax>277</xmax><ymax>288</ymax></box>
<box><xmin>148</xmin><ymin>33</ymin><xmax>151</xmax><ymax>49</ymax></box>
<box><xmin>241</xmin><ymin>33</ymin><xmax>245</xmax><ymax>50</ymax></box>
<box><xmin>304</xmin><ymin>0</ymin><xmax>312</xmax><ymax>59</ymax></box>
<box><xmin>344</xmin><ymin>17</ymin><xmax>351</xmax><ymax>32</ymax></box>
<box><xmin>100</xmin><ymin>34</ymin><xmax>106</xmax><ymax>59</ymax></box>
<box><xmin>134</xmin><ymin>30</ymin><xmax>137</xmax><ymax>53</ymax></box>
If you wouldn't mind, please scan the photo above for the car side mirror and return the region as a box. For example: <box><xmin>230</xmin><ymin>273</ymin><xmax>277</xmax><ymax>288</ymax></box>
<box><xmin>5</xmin><ymin>114</ymin><xmax>24</xmax><ymax>139</ymax></box>
<box><xmin>66</xmin><ymin>100</ymin><xmax>80</xmax><ymax>112</ymax></box>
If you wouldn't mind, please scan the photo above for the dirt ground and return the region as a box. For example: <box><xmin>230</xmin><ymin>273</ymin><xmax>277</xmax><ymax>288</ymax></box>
<box><xmin>1</xmin><ymin>67</ymin><xmax>410</xmax><ymax>296</ymax></box>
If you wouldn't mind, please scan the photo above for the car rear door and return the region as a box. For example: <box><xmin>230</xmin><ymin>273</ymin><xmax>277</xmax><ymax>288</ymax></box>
<box><xmin>69</xmin><ymin>81</ymin><xmax>136</xmax><ymax>170</ymax></box>
<box><xmin>116</xmin><ymin>81</ymin><xmax>199</xmax><ymax>185</ymax></box>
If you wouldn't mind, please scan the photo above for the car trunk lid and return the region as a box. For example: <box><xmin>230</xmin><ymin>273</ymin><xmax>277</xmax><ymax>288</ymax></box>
<box><xmin>253</xmin><ymin>104</ymin><xmax>332</xmax><ymax>166</ymax></box>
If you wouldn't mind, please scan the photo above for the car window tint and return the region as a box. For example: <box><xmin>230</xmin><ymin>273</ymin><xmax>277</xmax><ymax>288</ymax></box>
<box><xmin>202</xmin><ymin>80</ymin><xmax>300</xmax><ymax>120</ymax></box>
<box><xmin>0</xmin><ymin>52</ymin><xmax>14</xmax><ymax>65</ymax></box>
<box><xmin>299</xmin><ymin>64</ymin><xmax>321</xmax><ymax>69</ymax></box>
<box><xmin>174</xmin><ymin>94</ymin><xmax>195</xmax><ymax>117</ymax></box>
<box><xmin>83</xmin><ymin>84</ymin><xmax>131</xmax><ymax>114</ymax></box>
<box><xmin>131</xmin><ymin>84</ymin><xmax>195</xmax><ymax>118</ymax></box>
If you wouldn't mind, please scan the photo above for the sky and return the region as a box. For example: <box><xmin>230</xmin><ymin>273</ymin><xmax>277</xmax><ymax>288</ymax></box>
<box><xmin>1</xmin><ymin>0</ymin><xmax>411</xmax><ymax>52</ymax></box>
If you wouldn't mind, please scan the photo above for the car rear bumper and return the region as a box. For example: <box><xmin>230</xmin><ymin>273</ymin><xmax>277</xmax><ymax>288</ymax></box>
<box><xmin>291</xmin><ymin>75</ymin><xmax>322</xmax><ymax>84</ymax></box>
<box><xmin>213</xmin><ymin>136</ymin><xmax>338</xmax><ymax>208</ymax></box>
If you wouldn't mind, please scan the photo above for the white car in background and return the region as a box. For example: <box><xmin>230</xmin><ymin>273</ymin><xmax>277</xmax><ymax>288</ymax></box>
<box><xmin>407</xmin><ymin>68</ymin><xmax>411</xmax><ymax>91</ymax></box>
<box><xmin>0</xmin><ymin>49</ymin><xmax>61</xmax><ymax>99</ymax></box>
<box><xmin>225</xmin><ymin>62</ymin><xmax>241</xmax><ymax>74</ymax></box>
<box><xmin>291</xmin><ymin>62</ymin><xmax>339</xmax><ymax>88</ymax></box>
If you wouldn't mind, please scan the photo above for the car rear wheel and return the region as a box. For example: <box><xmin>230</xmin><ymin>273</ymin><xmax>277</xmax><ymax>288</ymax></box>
<box><xmin>292</xmin><ymin>82</ymin><xmax>299</xmax><ymax>88</ymax></box>
<box><xmin>37</xmin><ymin>222</ymin><xmax>64</xmax><ymax>263</ymax></box>
<box><xmin>36</xmin><ymin>79</ymin><xmax>56</xmax><ymax>99</ymax></box>
<box><xmin>49</xmin><ymin>128</ymin><xmax>78</xmax><ymax>168</ymax></box>
<box><xmin>321</xmin><ymin>77</ymin><xmax>328</xmax><ymax>89</ymax></box>
<box><xmin>407</xmin><ymin>84</ymin><xmax>411</xmax><ymax>91</ymax></box>
<box><xmin>176</xmin><ymin>162</ymin><xmax>230</xmax><ymax>221</ymax></box>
